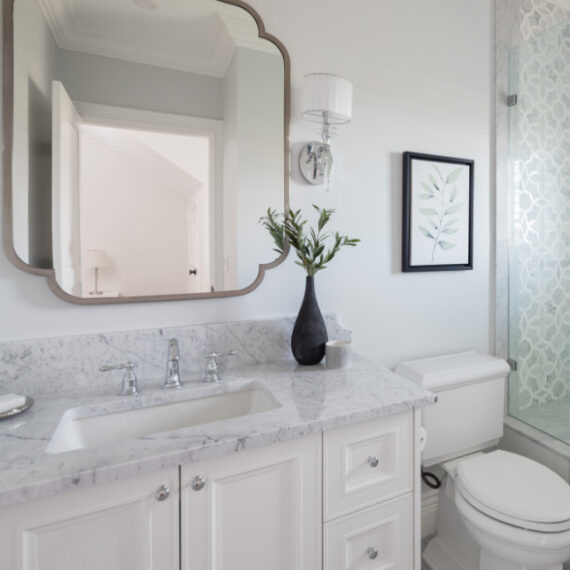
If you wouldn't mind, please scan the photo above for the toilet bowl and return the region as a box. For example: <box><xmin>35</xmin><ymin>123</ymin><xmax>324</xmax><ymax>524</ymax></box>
<box><xmin>454</xmin><ymin>450</ymin><xmax>570</xmax><ymax>570</ymax></box>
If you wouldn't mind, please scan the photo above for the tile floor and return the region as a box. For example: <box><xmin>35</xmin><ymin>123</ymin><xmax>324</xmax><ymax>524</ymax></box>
<box><xmin>421</xmin><ymin>535</ymin><xmax>570</xmax><ymax>569</ymax></box>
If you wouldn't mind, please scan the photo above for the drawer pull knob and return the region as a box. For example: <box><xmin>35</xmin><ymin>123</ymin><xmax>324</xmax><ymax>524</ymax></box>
<box><xmin>192</xmin><ymin>475</ymin><xmax>207</xmax><ymax>491</ymax></box>
<box><xmin>368</xmin><ymin>455</ymin><xmax>380</xmax><ymax>468</ymax></box>
<box><xmin>367</xmin><ymin>546</ymin><xmax>378</xmax><ymax>560</ymax></box>
<box><xmin>155</xmin><ymin>485</ymin><xmax>170</xmax><ymax>501</ymax></box>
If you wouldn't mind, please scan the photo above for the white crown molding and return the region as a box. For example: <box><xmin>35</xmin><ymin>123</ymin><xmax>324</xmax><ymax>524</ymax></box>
<box><xmin>37</xmin><ymin>0</ymin><xmax>240</xmax><ymax>77</ymax></box>
<box><xmin>37</xmin><ymin>0</ymin><xmax>71</xmax><ymax>48</ymax></box>
<box><xmin>36</xmin><ymin>0</ymin><xmax>277</xmax><ymax>78</ymax></box>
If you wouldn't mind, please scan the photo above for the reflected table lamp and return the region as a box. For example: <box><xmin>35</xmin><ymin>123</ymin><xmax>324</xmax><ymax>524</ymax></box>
<box><xmin>84</xmin><ymin>249</ymin><xmax>109</xmax><ymax>296</ymax></box>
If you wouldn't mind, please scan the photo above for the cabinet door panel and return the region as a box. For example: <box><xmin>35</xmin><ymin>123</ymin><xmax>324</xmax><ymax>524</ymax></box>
<box><xmin>181</xmin><ymin>434</ymin><xmax>321</xmax><ymax>570</ymax></box>
<box><xmin>0</xmin><ymin>469</ymin><xmax>178</xmax><ymax>570</ymax></box>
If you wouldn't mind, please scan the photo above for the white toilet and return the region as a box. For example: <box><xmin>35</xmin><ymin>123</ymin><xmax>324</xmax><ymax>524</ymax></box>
<box><xmin>396</xmin><ymin>351</ymin><xmax>570</xmax><ymax>570</ymax></box>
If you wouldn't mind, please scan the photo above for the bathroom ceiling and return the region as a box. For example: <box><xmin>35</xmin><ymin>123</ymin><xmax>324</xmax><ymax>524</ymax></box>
<box><xmin>37</xmin><ymin>0</ymin><xmax>276</xmax><ymax>77</ymax></box>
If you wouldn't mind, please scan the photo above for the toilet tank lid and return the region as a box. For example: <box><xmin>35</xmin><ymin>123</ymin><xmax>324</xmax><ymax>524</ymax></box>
<box><xmin>395</xmin><ymin>351</ymin><xmax>510</xmax><ymax>391</ymax></box>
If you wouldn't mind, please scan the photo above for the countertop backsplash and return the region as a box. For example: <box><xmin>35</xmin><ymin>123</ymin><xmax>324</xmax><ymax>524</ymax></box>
<box><xmin>0</xmin><ymin>315</ymin><xmax>350</xmax><ymax>396</ymax></box>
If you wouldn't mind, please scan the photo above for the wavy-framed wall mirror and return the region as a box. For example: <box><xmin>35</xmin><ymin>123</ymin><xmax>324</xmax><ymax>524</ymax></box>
<box><xmin>2</xmin><ymin>0</ymin><xmax>289</xmax><ymax>303</ymax></box>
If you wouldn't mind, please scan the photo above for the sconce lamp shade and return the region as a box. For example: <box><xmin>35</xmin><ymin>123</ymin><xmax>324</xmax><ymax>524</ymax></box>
<box><xmin>83</xmin><ymin>249</ymin><xmax>109</xmax><ymax>268</ymax></box>
<box><xmin>301</xmin><ymin>73</ymin><xmax>353</xmax><ymax>125</ymax></box>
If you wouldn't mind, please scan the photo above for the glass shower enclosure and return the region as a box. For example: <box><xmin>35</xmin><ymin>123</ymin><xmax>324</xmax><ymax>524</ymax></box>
<box><xmin>505</xmin><ymin>6</ymin><xmax>569</xmax><ymax>445</ymax></box>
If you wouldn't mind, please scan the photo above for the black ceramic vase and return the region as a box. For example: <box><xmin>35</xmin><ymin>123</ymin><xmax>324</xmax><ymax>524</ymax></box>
<box><xmin>291</xmin><ymin>276</ymin><xmax>328</xmax><ymax>365</ymax></box>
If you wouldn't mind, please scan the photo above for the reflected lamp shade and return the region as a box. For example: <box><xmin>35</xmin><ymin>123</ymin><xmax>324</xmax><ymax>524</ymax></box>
<box><xmin>83</xmin><ymin>249</ymin><xmax>109</xmax><ymax>268</ymax></box>
<box><xmin>301</xmin><ymin>73</ymin><xmax>353</xmax><ymax>125</ymax></box>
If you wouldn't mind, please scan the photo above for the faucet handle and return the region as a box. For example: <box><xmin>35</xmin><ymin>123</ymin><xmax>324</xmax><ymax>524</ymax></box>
<box><xmin>100</xmin><ymin>362</ymin><xmax>140</xmax><ymax>396</ymax></box>
<box><xmin>202</xmin><ymin>351</ymin><xmax>237</xmax><ymax>383</ymax></box>
<box><xmin>202</xmin><ymin>350</ymin><xmax>237</xmax><ymax>359</ymax></box>
<box><xmin>99</xmin><ymin>362</ymin><xmax>137</xmax><ymax>373</ymax></box>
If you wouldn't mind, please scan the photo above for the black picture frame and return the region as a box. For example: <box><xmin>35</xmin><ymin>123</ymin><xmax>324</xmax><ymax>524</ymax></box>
<box><xmin>402</xmin><ymin>151</ymin><xmax>474</xmax><ymax>272</ymax></box>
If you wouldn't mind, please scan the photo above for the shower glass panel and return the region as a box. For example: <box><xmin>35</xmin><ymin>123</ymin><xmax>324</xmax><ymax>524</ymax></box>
<box><xmin>507</xmin><ymin>15</ymin><xmax>570</xmax><ymax>445</ymax></box>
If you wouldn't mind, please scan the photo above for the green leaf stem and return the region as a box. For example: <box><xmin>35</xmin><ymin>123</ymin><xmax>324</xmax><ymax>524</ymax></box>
<box><xmin>259</xmin><ymin>205</ymin><xmax>359</xmax><ymax>276</ymax></box>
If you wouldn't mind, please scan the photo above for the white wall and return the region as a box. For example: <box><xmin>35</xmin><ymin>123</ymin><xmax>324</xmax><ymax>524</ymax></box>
<box><xmin>221</xmin><ymin>47</ymin><xmax>283</xmax><ymax>290</ymax></box>
<box><xmin>0</xmin><ymin>0</ymin><xmax>493</xmax><ymax>369</ymax></box>
<box><xmin>12</xmin><ymin>0</ymin><xmax>59</xmax><ymax>266</ymax></box>
<box><xmin>234</xmin><ymin>48</ymin><xmax>285</xmax><ymax>288</ymax></box>
<box><xmin>221</xmin><ymin>51</ymin><xmax>239</xmax><ymax>290</ymax></box>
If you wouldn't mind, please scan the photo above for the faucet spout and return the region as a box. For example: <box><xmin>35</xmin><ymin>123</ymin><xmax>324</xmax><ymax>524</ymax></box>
<box><xmin>163</xmin><ymin>338</ymin><xmax>182</xmax><ymax>389</ymax></box>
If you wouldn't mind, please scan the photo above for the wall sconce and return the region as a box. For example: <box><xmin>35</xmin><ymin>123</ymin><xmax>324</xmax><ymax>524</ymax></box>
<box><xmin>84</xmin><ymin>249</ymin><xmax>109</xmax><ymax>296</ymax></box>
<box><xmin>299</xmin><ymin>73</ymin><xmax>353</xmax><ymax>188</ymax></box>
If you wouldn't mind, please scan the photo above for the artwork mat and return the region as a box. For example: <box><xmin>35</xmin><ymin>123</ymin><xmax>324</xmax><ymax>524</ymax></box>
<box><xmin>402</xmin><ymin>152</ymin><xmax>474</xmax><ymax>272</ymax></box>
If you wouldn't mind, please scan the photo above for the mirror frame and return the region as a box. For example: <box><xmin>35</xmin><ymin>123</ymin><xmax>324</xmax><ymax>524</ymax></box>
<box><xmin>2</xmin><ymin>0</ymin><xmax>290</xmax><ymax>304</ymax></box>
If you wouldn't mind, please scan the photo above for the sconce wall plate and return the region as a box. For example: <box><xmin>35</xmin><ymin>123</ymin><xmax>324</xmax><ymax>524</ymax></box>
<box><xmin>299</xmin><ymin>141</ymin><xmax>333</xmax><ymax>185</ymax></box>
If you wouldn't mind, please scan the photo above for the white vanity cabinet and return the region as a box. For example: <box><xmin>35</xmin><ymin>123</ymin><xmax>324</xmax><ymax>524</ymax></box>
<box><xmin>0</xmin><ymin>410</ymin><xmax>421</xmax><ymax>570</ymax></box>
<box><xmin>180</xmin><ymin>433</ymin><xmax>322</xmax><ymax>570</ymax></box>
<box><xmin>323</xmin><ymin>412</ymin><xmax>419</xmax><ymax>570</ymax></box>
<box><xmin>0</xmin><ymin>468</ymin><xmax>179</xmax><ymax>570</ymax></box>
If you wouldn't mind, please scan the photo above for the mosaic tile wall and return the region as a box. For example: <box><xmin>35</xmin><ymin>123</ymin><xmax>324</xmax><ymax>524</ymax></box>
<box><xmin>508</xmin><ymin>1</ymin><xmax>569</xmax><ymax>409</ymax></box>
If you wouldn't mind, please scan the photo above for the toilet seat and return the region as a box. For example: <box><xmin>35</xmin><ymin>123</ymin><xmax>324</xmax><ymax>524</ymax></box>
<box><xmin>456</xmin><ymin>450</ymin><xmax>570</xmax><ymax>533</ymax></box>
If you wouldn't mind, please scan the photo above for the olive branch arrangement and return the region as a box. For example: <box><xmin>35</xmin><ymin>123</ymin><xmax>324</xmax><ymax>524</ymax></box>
<box><xmin>259</xmin><ymin>205</ymin><xmax>360</xmax><ymax>276</ymax></box>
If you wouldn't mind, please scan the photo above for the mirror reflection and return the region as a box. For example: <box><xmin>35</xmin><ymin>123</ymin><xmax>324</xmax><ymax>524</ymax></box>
<box><xmin>12</xmin><ymin>0</ymin><xmax>286</xmax><ymax>298</ymax></box>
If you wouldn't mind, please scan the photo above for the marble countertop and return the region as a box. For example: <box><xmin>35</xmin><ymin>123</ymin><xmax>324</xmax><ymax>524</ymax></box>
<box><xmin>0</xmin><ymin>356</ymin><xmax>434</xmax><ymax>508</ymax></box>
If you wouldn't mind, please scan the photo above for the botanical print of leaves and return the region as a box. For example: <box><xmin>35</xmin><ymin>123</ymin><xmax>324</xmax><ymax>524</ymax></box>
<box><xmin>416</xmin><ymin>164</ymin><xmax>464</xmax><ymax>262</ymax></box>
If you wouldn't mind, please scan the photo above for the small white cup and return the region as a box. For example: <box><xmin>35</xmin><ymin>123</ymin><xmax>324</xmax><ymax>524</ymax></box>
<box><xmin>325</xmin><ymin>340</ymin><xmax>352</xmax><ymax>369</ymax></box>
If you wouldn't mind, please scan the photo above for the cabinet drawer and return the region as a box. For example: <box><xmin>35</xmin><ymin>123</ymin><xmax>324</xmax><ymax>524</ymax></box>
<box><xmin>323</xmin><ymin>493</ymin><xmax>413</xmax><ymax>570</ymax></box>
<box><xmin>324</xmin><ymin>412</ymin><xmax>413</xmax><ymax>520</ymax></box>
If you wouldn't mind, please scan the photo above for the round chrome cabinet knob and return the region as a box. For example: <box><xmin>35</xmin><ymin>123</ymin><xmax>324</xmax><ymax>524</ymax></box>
<box><xmin>368</xmin><ymin>455</ymin><xmax>380</xmax><ymax>468</ymax></box>
<box><xmin>367</xmin><ymin>546</ymin><xmax>378</xmax><ymax>560</ymax></box>
<box><xmin>191</xmin><ymin>475</ymin><xmax>207</xmax><ymax>491</ymax></box>
<box><xmin>155</xmin><ymin>485</ymin><xmax>170</xmax><ymax>501</ymax></box>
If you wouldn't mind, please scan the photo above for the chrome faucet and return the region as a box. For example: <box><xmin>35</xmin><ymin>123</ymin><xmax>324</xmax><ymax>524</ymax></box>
<box><xmin>202</xmin><ymin>350</ymin><xmax>237</xmax><ymax>382</ymax></box>
<box><xmin>100</xmin><ymin>362</ymin><xmax>140</xmax><ymax>395</ymax></box>
<box><xmin>163</xmin><ymin>339</ymin><xmax>182</xmax><ymax>389</ymax></box>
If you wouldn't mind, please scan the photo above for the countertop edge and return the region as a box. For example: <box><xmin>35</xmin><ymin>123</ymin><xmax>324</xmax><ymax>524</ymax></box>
<box><xmin>0</xmin><ymin>393</ymin><xmax>434</xmax><ymax>509</ymax></box>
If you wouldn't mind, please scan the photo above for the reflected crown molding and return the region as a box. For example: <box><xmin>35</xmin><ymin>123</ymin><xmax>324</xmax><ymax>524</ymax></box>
<box><xmin>36</xmin><ymin>0</ymin><xmax>275</xmax><ymax>77</ymax></box>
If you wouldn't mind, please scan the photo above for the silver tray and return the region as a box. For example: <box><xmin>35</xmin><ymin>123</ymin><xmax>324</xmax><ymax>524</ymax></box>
<box><xmin>0</xmin><ymin>396</ymin><xmax>34</xmax><ymax>420</ymax></box>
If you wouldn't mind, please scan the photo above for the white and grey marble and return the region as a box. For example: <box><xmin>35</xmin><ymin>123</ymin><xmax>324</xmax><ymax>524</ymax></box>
<box><xmin>0</xmin><ymin>317</ymin><xmax>434</xmax><ymax>508</ymax></box>
<box><xmin>0</xmin><ymin>314</ymin><xmax>349</xmax><ymax>396</ymax></box>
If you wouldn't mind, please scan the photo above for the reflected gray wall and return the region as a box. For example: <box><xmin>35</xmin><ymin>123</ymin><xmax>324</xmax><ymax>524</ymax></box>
<box><xmin>13</xmin><ymin>2</ymin><xmax>224</xmax><ymax>268</ymax></box>
<box><xmin>59</xmin><ymin>50</ymin><xmax>223</xmax><ymax>119</ymax></box>
<box><xmin>13</xmin><ymin>0</ymin><xmax>59</xmax><ymax>266</ymax></box>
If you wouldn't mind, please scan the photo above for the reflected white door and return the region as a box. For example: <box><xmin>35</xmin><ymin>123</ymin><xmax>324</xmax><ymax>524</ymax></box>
<box><xmin>187</xmin><ymin>195</ymin><xmax>201</xmax><ymax>293</ymax></box>
<box><xmin>52</xmin><ymin>81</ymin><xmax>82</xmax><ymax>296</ymax></box>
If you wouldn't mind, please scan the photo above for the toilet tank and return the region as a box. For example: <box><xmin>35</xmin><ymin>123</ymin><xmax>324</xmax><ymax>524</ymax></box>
<box><xmin>395</xmin><ymin>351</ymin><xmax>510</xmax><ymax>467</ymax></box>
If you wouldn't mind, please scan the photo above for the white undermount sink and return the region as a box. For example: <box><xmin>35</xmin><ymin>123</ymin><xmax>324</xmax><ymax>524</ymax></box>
<box><xmin>47</xmin><ymin>383</ymin><xmax>281</xmax><ymax>454</ymax></box>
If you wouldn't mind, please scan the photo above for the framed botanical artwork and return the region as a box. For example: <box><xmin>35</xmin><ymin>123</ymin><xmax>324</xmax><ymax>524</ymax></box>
<box><xmin>402</xmin><ymin>152</ymin><xmax>474</xmax><ymax>272</ymax></box>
